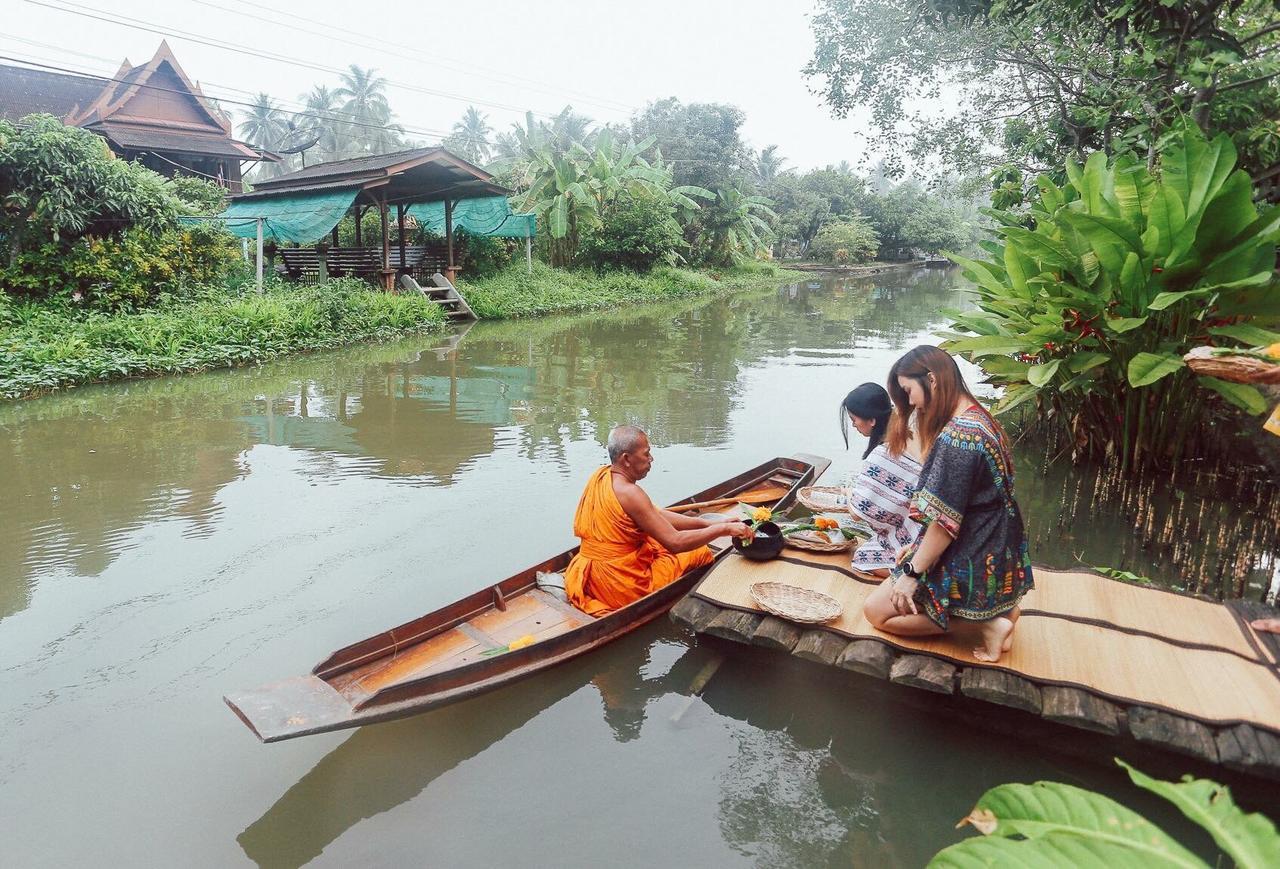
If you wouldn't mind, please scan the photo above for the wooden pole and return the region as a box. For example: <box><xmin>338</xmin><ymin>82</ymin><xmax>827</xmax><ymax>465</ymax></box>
<box><xmin>379</xmin><ymin>192</ymin><xmax>391</xmax><ymax>291</ymax></box>
<box><xmin>397</xmin><ymin>203</ymin><xmax>407</xmax><ymax>275</ymax></box>
<box><xmin>331</xmin><ymin>223</ymin><xmax>340</xmax><ymax>246</ymax></box>
<box><xmin>444</xmin><ymin>199</ymin><xmax>455</xmax><ymax>281</ymax></box>
<box><xmin>354</xmin><ymin>205</ymin><xmax>363</xmax><ymax>247</ymax></box>
<box><xmin>525</xmin><ymin>234</ymin><xmax>533</xmax><ymax>274</ymax></box>
<box><xmin>255</xmin><ymin>217</ymin><xmax>263</xmax><ymax>293</ymax></box>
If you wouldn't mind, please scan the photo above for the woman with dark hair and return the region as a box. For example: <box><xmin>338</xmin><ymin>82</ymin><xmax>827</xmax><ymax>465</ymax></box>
<box><xmin>864</xmin><ymin>345</ymin><xmax>1033</xmax><ymax>662</ymax></box>
<box><xmin>840</xmin><ymin>383</ymin><xmax>923</xmax><ymax>577</ymax></box>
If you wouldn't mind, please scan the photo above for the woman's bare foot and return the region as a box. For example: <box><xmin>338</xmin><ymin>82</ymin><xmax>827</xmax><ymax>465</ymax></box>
<box><xmin>974</xmin><ymin>616</ymin><xmax>1014</xmax><ymax>662</ymax></box>
<box><xmin>1252</xmin><ymin>617</ymin><xmax>1280</xmax><ymax>635</ymax></box>
<box><xmin>1003</xmin><ymin>606</ymin><xmax>1021</xmax><ymax>653</ymax></box>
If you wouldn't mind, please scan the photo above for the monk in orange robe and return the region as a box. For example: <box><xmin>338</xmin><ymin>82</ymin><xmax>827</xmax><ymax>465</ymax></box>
<box><xmin>565</xmin><ymin>425</ymin><xmax>753</xmax><ymax>616</ymax></box>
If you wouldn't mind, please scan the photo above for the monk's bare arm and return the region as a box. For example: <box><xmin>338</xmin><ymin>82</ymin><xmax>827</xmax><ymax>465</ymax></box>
<box><xmin>615</xmin><ymin>481</ymin><xmax>748</xmax><ymax>551</ymax></box>
<box><xmin>661</xmin><ymin>509</ymin><xmax>722</xmax><ymax>531</ymax></box>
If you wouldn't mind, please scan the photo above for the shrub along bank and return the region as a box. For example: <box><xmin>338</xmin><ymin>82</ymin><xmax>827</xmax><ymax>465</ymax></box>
<box><xmin>0</xmin><ymin>279</ymin><xmax>447</xmax><ymax>400</ymax></box>
<box><xmin>459</xmin><ymin>260</ymin><xmax>804</xmax><ymax>319</ymax></box>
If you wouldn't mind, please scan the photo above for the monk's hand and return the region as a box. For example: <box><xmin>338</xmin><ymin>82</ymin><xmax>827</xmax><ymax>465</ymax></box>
<box><xmin>724</xmin><ymin>521</ymin><xmax>753</xmax><ymax>540</ymax></box>
<box><xmin>889</xmin><ymin>574</ymin><xmax>919</xmax><ymax>616</ymax></box>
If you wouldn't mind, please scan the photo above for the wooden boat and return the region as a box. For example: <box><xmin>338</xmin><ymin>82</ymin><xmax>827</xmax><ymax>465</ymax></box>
<box><xmin>225</xmin><ymin>453</ymin><xmax>830</xmax><ymax>742</ymax></box>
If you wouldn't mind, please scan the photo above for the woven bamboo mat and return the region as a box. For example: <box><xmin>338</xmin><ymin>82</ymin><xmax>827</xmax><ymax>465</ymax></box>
<box><xmin>692</xmin><ymin>548</ymin><xmax>1280</xmax><ymax>734</ymax></box>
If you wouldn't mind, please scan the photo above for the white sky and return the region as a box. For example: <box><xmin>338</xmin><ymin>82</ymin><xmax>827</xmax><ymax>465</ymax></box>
<box><xmin>3</xmin><ymin>0</ymin><xmax>880</xmax><ymax>172</ymax></box>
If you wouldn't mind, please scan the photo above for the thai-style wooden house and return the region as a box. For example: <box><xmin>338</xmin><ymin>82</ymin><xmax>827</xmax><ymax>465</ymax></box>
<box><xmin>0</xmin><ymin>41</ymin><xmax>275</xmax><ymax>190</ymax></box>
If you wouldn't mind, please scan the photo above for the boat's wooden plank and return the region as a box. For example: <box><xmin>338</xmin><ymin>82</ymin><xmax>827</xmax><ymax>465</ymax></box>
<box><xmin>481</xmin><ymin>603</ymin><xmax>577</xmax><ymax>647</ymax></box>
<box><xmin>529</xmin><ymin>588</ymin><xmax>594</xmax><ymax>627</ymax></box>
<box><xmin>469</xmin><ymin>592</ymin><xmax>544</xmax><ymax>634</ymax></box>
<box><xmin>327</xmin><ymin>626</ymin><xmax>479</xmax><ymax>694</ymax></box>
<box><xmin>456</xmin><ymin>622</ymin><xmax>504</xmax><ymax>649</ymax></box>
<box><xmin>225</xmin><ymin>676</ymin><xmax>357</xmax><ymax>743</ymax></box>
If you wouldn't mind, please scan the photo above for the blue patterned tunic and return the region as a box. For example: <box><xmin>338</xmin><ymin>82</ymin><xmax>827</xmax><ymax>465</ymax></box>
<box><xmin>897</xmin><ymin>406</ymin><xmax>1033</xmax><ymax>628</ymax></box>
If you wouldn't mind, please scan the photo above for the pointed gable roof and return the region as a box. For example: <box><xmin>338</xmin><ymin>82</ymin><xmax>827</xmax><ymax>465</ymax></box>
<box><xmin>65</xmin><ymin>41</ymin><xmax>229</xmax><ymax>134</ymax></box>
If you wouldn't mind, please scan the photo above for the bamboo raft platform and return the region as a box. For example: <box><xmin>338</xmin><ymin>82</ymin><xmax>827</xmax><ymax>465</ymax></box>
<box><xmin>671</xmin><ymin>547</ymin><xmax>1280</xmax><ymax>782</ymax></box>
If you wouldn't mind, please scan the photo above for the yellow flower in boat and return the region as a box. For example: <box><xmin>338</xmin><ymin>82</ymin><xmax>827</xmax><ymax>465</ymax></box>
<box><xmin>507</xmin><ymin>635</ymin><xmax>536</xmax><ymax>651</ymax></box>
<box><xmin>1266</xmin><ymin>342</ymin><xmax>1280</xmax><ymax>360</ymax></box>
<box><xmin>752</xmin><ymin>507</ymin><xmax>772</xmax><ymax>523</ymax></box>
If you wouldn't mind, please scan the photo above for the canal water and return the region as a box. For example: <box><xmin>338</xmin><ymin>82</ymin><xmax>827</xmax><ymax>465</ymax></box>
<box><xmin>1</xmin><ymin>268</ymin><xmax>1277</xmax><ymax>867</ymax></box>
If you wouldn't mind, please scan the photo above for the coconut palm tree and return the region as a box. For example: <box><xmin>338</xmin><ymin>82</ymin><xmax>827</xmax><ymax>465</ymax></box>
<box><xmin>754</xmin><ymin>145</ymin><xmax>788</xmax><ymax>186</ymax></box>
<box><xmin>239</xmin><ymin>93</ymin><xmax>289</xmax><ymax>178</ymax></box>
<box><xmin>300</xmin><ymin>84</ymin><xmax>345</xmax><ymax>160</ymax></box>
<box><xmin>334</xmin><ymin>65</ymin><xmax>403</xmax><ymax>155</ymax></box>
<box><xmin>447</xmin><ymin>106</ymin><xmax>492</xmax><ymax>165</ymax></box>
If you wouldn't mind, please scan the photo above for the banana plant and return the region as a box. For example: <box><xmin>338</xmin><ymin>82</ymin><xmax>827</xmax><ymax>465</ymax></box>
<box><xmin>942</xmin><ymin>122</ymin><xmax>1280</xmax><ymax>469</ymax></box>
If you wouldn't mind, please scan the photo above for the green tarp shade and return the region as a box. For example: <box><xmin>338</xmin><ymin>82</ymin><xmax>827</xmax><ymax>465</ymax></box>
<box><xmin>182</xmin><ymin>186</ymin><xmax>360</xmax><ymax>244</ymax></box>
<box><xmin>407</xmin><ymin>196</ymin><xmax>536</xmax><ymax>238</ymax></box>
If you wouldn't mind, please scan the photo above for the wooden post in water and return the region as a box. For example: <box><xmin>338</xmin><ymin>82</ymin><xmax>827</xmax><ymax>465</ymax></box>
<box><xmin>444</xmin><ymin>199</ymin><xmax>456</xmax><ymax>282</ymax></box>
<box><xmin>255</xmin><ymin>217</ymin><xmax>264</xmax><ymax>293</ymax></box>
<box><xmin>379</xmin><ymin>192</ymin><xmax>392</xmax><ymax>291</ymax></box>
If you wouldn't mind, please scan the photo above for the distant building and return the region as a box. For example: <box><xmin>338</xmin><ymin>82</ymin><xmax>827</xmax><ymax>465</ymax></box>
<box><xmin>0</xmin><ymin>41</ymin><xmax>276</xmax><ymax>190</ymax></box>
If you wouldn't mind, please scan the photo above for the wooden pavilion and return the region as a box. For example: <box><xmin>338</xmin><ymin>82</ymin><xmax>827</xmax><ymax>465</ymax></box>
<box><xmin>226</xmin><ymin>147</ymin><xmax>511</xmax><ymax>289</ymax></box>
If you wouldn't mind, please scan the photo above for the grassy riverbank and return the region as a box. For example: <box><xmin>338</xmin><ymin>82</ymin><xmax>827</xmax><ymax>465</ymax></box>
<box><xmin>1</xmin><ymin>262</ymin><xmax>802</xmax><ymax>400</ymax></box>
<box><xmin>459</xmin><ymin>261</ymin><xmax>805</xmax><ymax>318</ymax></box>
<box><xmin>0</xmin><ymin>279</ymin><xmax>447</xmax><ymax>400</ymax></box>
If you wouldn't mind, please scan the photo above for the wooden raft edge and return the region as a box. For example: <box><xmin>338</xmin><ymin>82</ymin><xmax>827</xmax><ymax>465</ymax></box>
<box><xmin>676</xmin><ymin>595</ymin><xmax>1280</xmax><ymax>781</ymax></box>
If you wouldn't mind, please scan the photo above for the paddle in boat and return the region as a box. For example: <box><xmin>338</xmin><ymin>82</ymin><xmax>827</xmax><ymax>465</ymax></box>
<box><xmin>225</xmin><ymin>453</ymin><xmax>830</xmax><ymax>741</ymax></box>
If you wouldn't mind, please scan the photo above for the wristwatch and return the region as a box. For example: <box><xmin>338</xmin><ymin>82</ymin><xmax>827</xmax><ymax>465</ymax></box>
<box><xmin>902</xmin><ymin>560</ymin><xmax>923</xmax><ymax>579</ymax></box>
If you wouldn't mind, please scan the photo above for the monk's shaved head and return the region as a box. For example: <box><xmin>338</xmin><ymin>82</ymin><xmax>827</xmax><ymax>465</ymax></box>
<box><xmin>607</xmin><ymin>425</ymin><xmax>648</xmax><ymax>464</ymax></box>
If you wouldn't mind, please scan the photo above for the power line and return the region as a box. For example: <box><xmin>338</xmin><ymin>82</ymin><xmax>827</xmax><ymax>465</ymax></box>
<box><xmin>22</xmin><ymin>0</ymin><xmax>627</xmax><ymax>123</ymax></box>
<box><xmin>187</xmin><ymin>0</ymin><xmax>638</xmax><ymax>116</ymax></box>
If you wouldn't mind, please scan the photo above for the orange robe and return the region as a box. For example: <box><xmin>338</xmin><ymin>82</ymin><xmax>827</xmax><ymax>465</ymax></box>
<box><xmin>564</xmin><ymin>466</ymin><xmax>714</xmax><ymax>616</ymax></box>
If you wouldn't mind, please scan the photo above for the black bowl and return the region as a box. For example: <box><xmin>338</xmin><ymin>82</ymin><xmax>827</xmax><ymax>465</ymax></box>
<box><xmin>732</xmin><ymin>520</ymin><xmax>784</xmax><ymax>561</ymax></box>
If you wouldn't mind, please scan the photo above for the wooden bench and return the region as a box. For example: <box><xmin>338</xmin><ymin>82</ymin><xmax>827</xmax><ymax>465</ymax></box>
<box><xmin>276</xmin><ymin>244</ymin><xmax>459</xmax><ymax>285</ymax></box>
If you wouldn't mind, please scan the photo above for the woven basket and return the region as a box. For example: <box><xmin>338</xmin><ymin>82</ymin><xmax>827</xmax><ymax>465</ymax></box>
<box><xmin>1184</xmin><ymin>347</ymin><xmax>1280</xmax><ymax>385</ymax></box>
<box><xmin>783</xmin><ymin>526</ymin><xmax>854</xmax><ymax>552</ymax></box>
<box><xmin>797</xmin><ymin>486</ymin><xmax>849</xmax><ymax>513</ymax></box>
<box><xmin>750</xmin><ymin>581</ymin><xmax>843</xmax><ymax>624</ymax></box>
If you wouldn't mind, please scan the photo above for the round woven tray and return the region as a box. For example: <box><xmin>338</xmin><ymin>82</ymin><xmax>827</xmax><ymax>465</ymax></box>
<box><xmin>750</xmin><ymin>581</ymin><xmax>843</xmax><ymax>624</ymax></box>
<box><xmin>797</xmin><ymin>486</ymin><xmax>849</xmax><ymax>513</ymax></box>
<box><xmin>1184</xmin><ymin>347</ymin><xmax>1280</xmax><ymax>385</ymax></box>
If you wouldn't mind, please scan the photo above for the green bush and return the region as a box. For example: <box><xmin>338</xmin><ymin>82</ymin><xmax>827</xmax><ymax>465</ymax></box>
<box><xmin>166</xmin><ymin>175</ymin><xmax>230</xmax><ymax>216</ymax></box>
<box><xmin>0</xmin><ymin>278</ymin><xmax>447</xmax><ymax>399</ymax></box>
<box><xmin>0</xmin><ymin>114</ymin><xmax>177</xmax><ymax>258</ymax></box>
<box><xmin>943</xmin><ymin>123</ymin><xmax>1280</xmax><ymax>469</ymax></box>
<box><xmin>3</xmin><ymin>224</ymin><xmax>244</xmax><ymax>309</ymax></box>
<box><xmin>580</xmin><ymin>194</ymin><xmax>684</xmax><ymax>272</ymax></box>
<box><xmin>808</xmin><ymin>217</ymin><xmax>880</xmax><ymax>263</ymax></box>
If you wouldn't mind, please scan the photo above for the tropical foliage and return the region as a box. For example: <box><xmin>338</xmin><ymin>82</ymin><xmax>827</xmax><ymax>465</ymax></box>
<box><xmin>808</xmin><ymin>216</ymin><xmax>880</xmax><ymax>263</ymax></box>
<box><xmin>942</xmin><ymin>123</ymin><xmax>1280</xmax><ymax>469</ymax></box>
<box><xmin>444</xmin><ymin>106</ymin><xmax>492</xmax><ymax>165</ymax></box>
<box><xmin>805</xmin><ymin>0</ymin><xmax>1280</xmax><ymax>202</ymax></box>
<box><xmin>579</xmin><ymin>194</ymin><xmax>685</xmax><ymax>272</ymax></box>
<box><xmin>932</xmin><ymin>760</ymin><xmax>1280</xmax><ymax>868</ymax></box>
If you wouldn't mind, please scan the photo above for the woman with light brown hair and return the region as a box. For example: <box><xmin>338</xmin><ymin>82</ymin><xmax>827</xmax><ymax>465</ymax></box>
<box><xmin>863</xmin><ymin>345</ymin><xmax>1034</xmax><ymax>662</ymax></box>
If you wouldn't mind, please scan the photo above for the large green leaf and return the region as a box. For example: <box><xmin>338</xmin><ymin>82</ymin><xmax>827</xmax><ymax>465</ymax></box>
<box><xmin>940</xmin><ymin>779</ymin><xmax>1204</xmax><ymax>868</ymax></box>
<box><xmin>1128</xmin><ymin>352</ymin><xmax>1186</xmax><ymax>387</ymax></box>
<box><xmin>930</xmin><ymin>831</ymin><xmax>1201</xmax><ymax>868</ymax></box>
<box><xmin>1067</xmin><ymin>351</ymin><xmax>1110</xmax><ymax>373</ymax></box>
<box><xmin>1027</xmin><ymin>359</ymin><xmax>1061</xmax><ymax>387</ymax></box>
<box><xmin>1207</xmin><ymin>324</ymin><xmax>1280</xmax><ymax>346</ymax></box>
<box><xmin>993</xmin><ymin>383</ymin><xmax>1040</xmax><ymax>414</ymax></box>
<box><xmin>1122</xmin><ymin>760</ymin><xmax>1280</xmax><ymax>869</ymax></box>
<box><xmin>549</xmin><ymin>195</ymin><xmax>569</xmax><ymax>238</ymax></box>
<box><xmin>1000</xmin><ymin>226</ymin><xmax>1075</xmax><ymax>271</ymax></box>
<box><xmin>1106</xmin><ymin>316</ymin><xmax>1148</xmax><ymax>334</ymax></box>
<box><xmin>948</xmin><ymin>334</ymin><xmax>1034</xmax><ymax>357</ymax></box>
<box><xmin>1146</xmin><ymin>187</ymin><xmax>1185</xmax><ymax>260</ymax></box>
<box><xmin>1198</xmin><ymin>377</ymin><xmax>1269</xmax><ymax>415</ymax></box>
<box><xmin>1148</xmin><ymin>289</ymin><xmax>1212</xmax><ymax>311</ymax></box>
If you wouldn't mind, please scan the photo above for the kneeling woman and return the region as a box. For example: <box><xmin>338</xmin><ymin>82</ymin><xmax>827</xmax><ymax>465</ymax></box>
<box><xmin>864</xmin><ymin>346</ymin><xmax>1033</xmax><ymax>662</ymax></box>
<box><xmin>840</xmin><ymin>383</ymin><xmax>922</xmax><ymax>577</ymax></box>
